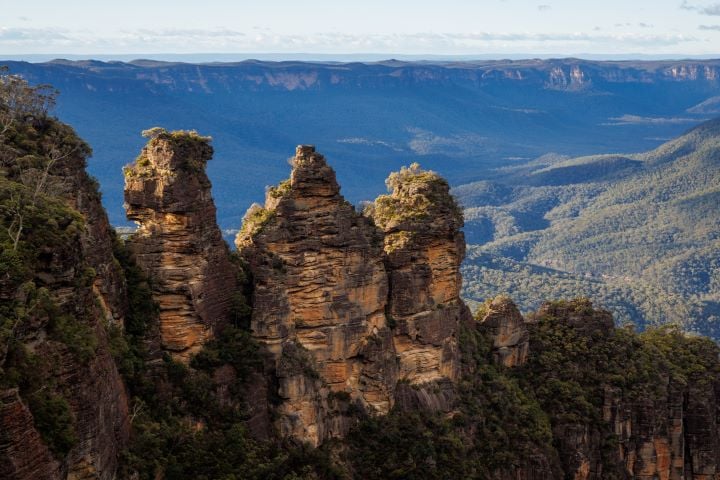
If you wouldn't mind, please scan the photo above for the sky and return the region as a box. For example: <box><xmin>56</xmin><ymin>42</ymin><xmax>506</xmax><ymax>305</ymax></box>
<box><xmin>2</xmin><ymin>0</ymin><xmax>720</xmax><ymax>58</ymax></box>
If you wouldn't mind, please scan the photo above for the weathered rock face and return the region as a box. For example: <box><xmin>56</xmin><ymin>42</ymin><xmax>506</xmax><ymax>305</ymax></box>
<box><xmin>0</xmin><ymin>120</ymin><xmax>129</xmax><ymax>479</ymax></box>
<box><xmin>237</xmin><ymin>146</ymin><xmax>394</xmax><ymax>444</ymax></box>
<box><xmin>530</xmin><ymin>301</ymin><xmax>720</xmax><ymax>480</ymax></box>
<box><xmin>31</xmin><ymin>198</ymin><xmax>129</xmax><ymax>480</ymax></box>
<box><xmin>0</xmin><ymin>389</ymin><xmax>61</xmax><ymax>479</ymax></box>
<box><xmin>124</xmin><ymin>130</ymin><xmax>236</xmax><ymax>361</ymax></box>
<box><xmin>369</xmin><ymin>163</ymin><xmax>466</xmax><ymax>388</ymax></box>
<box><xmin>237</xmin><ymin>150</ymin><xmax>468</xmax><ymax>444</ymax></box>
<box><xmin>477</xmin><ymin>296</ymin><xmax>529</xmax><ymax>367</ymax></box>
<box><xmin>59</xmin><ymin>153</ymin><xmax>128</xmax><ymax>326</ymax></box>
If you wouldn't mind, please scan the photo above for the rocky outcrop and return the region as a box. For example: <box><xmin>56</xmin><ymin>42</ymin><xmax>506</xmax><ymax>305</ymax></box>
<box><xmin>529</xmin><ymin>300</ymin><xmax>720</xmax><ymax>480</ymax></box>
<box><xmin>236</xmin><ymin>146</ymin><xmax>393</xmax><ymax>444</ymax></box>
<box><xmin>369</xmin><ymin>163</ymin><xmax>466</xmax><ymax>388</ymax></box>
<box><xmin>477</xmin><ymin>296</ymin><xmax>529</xmax><ymax>367</ymax></box>
<box><xmin>124</xmin><ymin>129</ymin><xmax>236</xmax><ymax>361</ymax></box>
<box><xmin>237</xmin><ymin>149</ymin><xmax>467</xmax><ymax>445</ymax></box>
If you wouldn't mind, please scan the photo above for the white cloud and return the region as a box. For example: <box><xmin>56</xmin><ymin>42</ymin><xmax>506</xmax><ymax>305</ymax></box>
<box><xmin>0</xmin><ymin>28</ymin><xmax>702</xmax><ymax>54</ymax></box>
<box><xmin>603</xmin><ymin>114</ymin><xmax>699</xmax><ymax>126</ymax></box>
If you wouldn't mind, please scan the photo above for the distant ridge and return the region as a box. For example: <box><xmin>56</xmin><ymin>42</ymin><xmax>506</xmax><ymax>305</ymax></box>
<box><xmin>3</xmin><ymin>52</ymin><xmax>720</xmax><ymax>63</ymax></box>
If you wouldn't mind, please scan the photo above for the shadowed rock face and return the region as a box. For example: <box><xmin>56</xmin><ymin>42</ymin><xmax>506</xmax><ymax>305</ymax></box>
<box><xmin>0</xmin><ymin>123</ymin><xmax>129</xmax><ymax>480</ymax></box>
<box><xmin>478</xmin><ymin>296</ymin><xmax>529</xmax><ymax>367</ymax></box>
<box><xmin>237</xmin><ymin>150</ymin><xmax>468</xmax><ymax>445</ymax></box>
<box><xmin>0</xmin><ymin>389</ymin><xmax>61</xmax><ymax>479</ymax></box>
<box><xmin>124</xmin><ymin>131</ymin><xmax>236</xmax><ymax>361</ymax></box>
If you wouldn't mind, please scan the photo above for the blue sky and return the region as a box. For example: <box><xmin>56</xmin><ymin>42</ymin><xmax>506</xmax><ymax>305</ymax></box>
<box><xmin>2</xmin><ymin>0</ymin><xmax>720</xmax><ymax>57</ymax></box>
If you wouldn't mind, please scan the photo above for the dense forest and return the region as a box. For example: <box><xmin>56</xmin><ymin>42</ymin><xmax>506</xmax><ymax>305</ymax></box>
<box><xmin>458</xmin><ymin>119</ymin><xmax>720</xmax><ymax>338</ymax></box>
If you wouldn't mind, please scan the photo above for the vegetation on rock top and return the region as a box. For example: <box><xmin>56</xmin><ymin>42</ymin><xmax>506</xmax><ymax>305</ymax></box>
<box><xmin>368</xmin><ymin>162</ymin><xmax>463</xmax><ymax>232</ymax></box>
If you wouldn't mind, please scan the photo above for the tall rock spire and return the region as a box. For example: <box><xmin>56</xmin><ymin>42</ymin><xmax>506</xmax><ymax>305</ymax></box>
<box><xmin>124</xmin><ymin>129</ymin><xmax>236</xmax><ymax>361</ymax></box>
<box><xmin>237</xmin><ymin>149</ymin><xmax>468</xmax><ymax>445</ymax></box>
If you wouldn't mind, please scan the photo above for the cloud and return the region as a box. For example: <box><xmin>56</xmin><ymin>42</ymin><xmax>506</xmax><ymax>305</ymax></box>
<box><xmin>537</xmin><ymin>4</ymin><xmax>552</xmax><ymax>11</ymax></box>
<box><xmin>0</xmin><ymin>28</ymin><xmax>701</xmax><ymax>54</ymax></box>
<box><xmin>699</xmin><ymin>24</ymin><xmax>720</xmax><ymax>29</ymax></box>
<box><xmin>638</xmin><ymin>22</ymin><xmax>654</xmax><ymax>28</ymax></box>
<box><xmin>681</xmin><ymin>1</ymin><xmax>720</xmax><ymax>15</ymax></box>
<box><xmin>17</xmin><ymin>16</ymin><xmax>30</xmax><ymax>22</ymax></box>
<box><xmin>603</xmin><ymin>114</ymin><xmax>699</xmax><ymax>126</ymax></box>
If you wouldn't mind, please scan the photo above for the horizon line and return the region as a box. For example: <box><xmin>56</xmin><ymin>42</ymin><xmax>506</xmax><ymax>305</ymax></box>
<box><xmin>3</xmin><ymin>52</ymin><xmax>720</xmax><ymax>64</ymax></box>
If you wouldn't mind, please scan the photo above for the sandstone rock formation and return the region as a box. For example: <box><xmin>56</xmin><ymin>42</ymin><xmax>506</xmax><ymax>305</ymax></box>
<box><xmin>369</xmin><ymin>162</ymin><xmax>467</xmax><ymax>386</ymax></box>
<box><xmin>477</xmin><ymin>296</ymin><xmax>529</xmax><ymax>367</ymax></box>
<box><xmin>531</xmin><ymin>300</ymin><xmax>720</xmax><ymax>480</ymax></box>
<box><xmin>0</xmin><ymin>389</ymin><xmax>61</xmax><ymax>479</ymax></box>
<box><xmin>236</xmin><ymin>146</ymin><xmax>394</xmax><ymax>444</ymax></box>
<box><xmin>124</xmin><ymin>130</ymin><xmax>236</xmax><ymax>360</ymax></box>
<box><xmin>237</xmin><ymin>149</ymin><xmax>467</xmax><ymax>444</ymax></box>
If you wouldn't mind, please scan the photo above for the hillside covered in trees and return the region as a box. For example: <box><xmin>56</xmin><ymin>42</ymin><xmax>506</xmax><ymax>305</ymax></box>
<box><xmin>458</xmin><ymin>118</ymin><xmax>720</xmax><ymax>338</ymax></box>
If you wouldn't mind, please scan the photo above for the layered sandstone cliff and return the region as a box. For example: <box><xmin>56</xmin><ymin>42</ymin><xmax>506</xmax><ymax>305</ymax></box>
<box><xmin>0</xmin><ymin>119</ymin><xmax>129</xmax><ymax>480</ymax></box>
<box><xmin>526</xmin><ymin>300</ymin><xmax>720</xmax><ymax>480</ymax></box>
<box><xmin>236</xmin><ymin>146</ymin><xmax>394</xmax><ymax>444</ymax></box>
<box><xmin>369</xmin><ymin>163</ymin><xmax>468</xmax><ymax>387</ymax></box>
<box><xmin>236</xmin><ymin>148</ymin><xmax>467</xmax><ymax>444</ymax></box>
<box><xmin>124</xmin><ymin>129</ymin><xmax>236</xmax><ymax>360</ymax></box>
<box><xmin>0</xmin><ymin>389</ymin><xmax>61</xmax><ymax>479</ymax></box>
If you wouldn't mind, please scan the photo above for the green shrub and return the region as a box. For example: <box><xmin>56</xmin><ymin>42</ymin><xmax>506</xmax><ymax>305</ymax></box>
<box><xmin>28</xmin><ymin>390</ymin><xmax>77</xmax><ymax>457</ymax></box>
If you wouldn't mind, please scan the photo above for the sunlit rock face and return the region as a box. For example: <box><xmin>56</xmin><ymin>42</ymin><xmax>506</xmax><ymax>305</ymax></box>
<box><xmin>237</xmin><ymin>148</ymin><xmax>468</xmax><ymax>445</ymax></box>
<box><xmin>124</xmin><ymin>130</ymin><xmax>236</xmax><ymax>361</ymax></box>
<box><xmin>369</xmin><ymin>163</ymin><xmax>468</xmax><ymax>387</ymax></box>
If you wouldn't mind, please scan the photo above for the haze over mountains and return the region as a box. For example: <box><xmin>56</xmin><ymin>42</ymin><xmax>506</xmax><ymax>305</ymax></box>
<box><xmin>3</xmin><ymin>58</ymin><xmax>719</xmax><ymax>231</ymax></box>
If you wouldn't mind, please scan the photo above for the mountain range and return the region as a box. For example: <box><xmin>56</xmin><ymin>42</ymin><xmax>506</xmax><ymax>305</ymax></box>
<box><xmin>3</xmin><ymin>58</ymin><xmax>720</xmax><ymax>232</ymax></box>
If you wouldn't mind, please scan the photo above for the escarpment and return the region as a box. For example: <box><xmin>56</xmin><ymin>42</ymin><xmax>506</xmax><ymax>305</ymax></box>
<box><xmin>520</xmin><ymin>299</ymin><xmax>720</xmax><ymax>480</ymax></box>
<box><xmin>1</xmin><ymin>118</ymin><xmax>129</xmax><ymax>478</ymax></box>
<box><xmin>123</xmin><ymin>129</ymin><xmax>236</xmax><ymax>360</ymax></box>
<box><xmin>236</xmin><ymin>148</ymin><xmax>467</xmax><ymax>444</ymax></box>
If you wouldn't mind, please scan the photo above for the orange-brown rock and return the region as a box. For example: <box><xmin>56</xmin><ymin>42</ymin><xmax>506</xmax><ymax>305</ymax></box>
<box><xmin>237</xmin><ymin>146</ymin><xmax>394</xmax><ymax>444</ymax></box>
<box><xmin>238</xmin><ymin>151</ymin><xmax>468</xmax><ymax>445</ymax></box>
<box><xmin>369</xmin><ymin>163</ymin><xmax>467</xmax><ymax>387</ymax></box>
<box><xmin>477</xmin><ymin>296</ymin><xmax>529</xmax><ymax>367</ymax></box>
<box><xmin>124</xmin><ymin>130</ymin><xmax>236</xmax><ymax>361</ymax></box>
<box><xmin>0</xmin><ymin>389</ymin><xmax>61</xmax><ymax>479</ymax></box>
